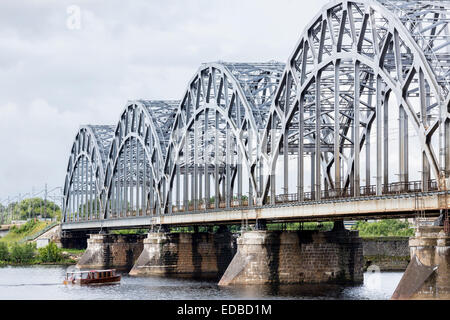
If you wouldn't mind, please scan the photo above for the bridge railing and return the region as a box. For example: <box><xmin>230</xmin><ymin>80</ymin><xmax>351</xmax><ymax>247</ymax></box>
<box><xmin>64</xmin><ymin>180</ymin><xmax>441</xmax><ymax>222</ymax></box>
<box><xmin>272</xmin><ymin>180</ymin><xmax>439</xmax><ymax>205</ymax></box>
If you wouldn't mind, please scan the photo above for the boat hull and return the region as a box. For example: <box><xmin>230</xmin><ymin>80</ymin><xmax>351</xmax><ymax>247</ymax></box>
<box><xmin>64</xmin><ymin>275</ymin><xmax>121</xmax><ymax>285</ymax></box>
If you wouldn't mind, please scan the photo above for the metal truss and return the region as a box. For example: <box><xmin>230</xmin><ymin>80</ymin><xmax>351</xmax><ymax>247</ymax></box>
<box><xmin>63</xmin><ymin>125</ymin><xmax>115</xmax><ymax>221</ymax></box>
<box><xmin>260</xmin><ymin>0</ymin><xmax>450</xmax><ymax>204</ymax></box>
<box><xmin>103</xmin><ymin>100</ymin><xmax>179</xmax><ymax>219</ymax></box>
<box><xmin>62</xmin><ymin>0</ymin><xmax>450</xmax><ymax>223</ymax></box>
<box><xmin>163</xmin><ymin>62</ymin><xmax>284</xmax><ymax>213</ymax></box>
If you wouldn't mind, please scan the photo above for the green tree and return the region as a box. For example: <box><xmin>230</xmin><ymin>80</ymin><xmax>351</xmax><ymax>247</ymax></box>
<box><xmin>10</xmin><ymin>219</ymin><xmax>39</xmax><ymax>234</ymax></box>
<box><xmin>9</xmin><ymin>198</ymin><xmax>60</xmax><ymax>221</ymax></box>
<box><xmin>0</xmin><ymin>242</ymin><xmax>8</xmax><ymax>261</ymax></box>
<box><xmin>9</xmin><ymin>242</ymin><xmax>36</xmax><ymax>263</ymax></box>
<box><xmin>352</xmin><ymin>219</ymin><xmax>414</xmax><ymax>237</ymax></box>
<box><xmin>38</xmin><ymin>242</ymin><xmax>62</xmax><ymax>263</ymax></box>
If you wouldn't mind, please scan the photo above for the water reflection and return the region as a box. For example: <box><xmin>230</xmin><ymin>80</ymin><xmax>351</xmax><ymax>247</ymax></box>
<box><xmin>0</xmin><ymin>265</ymin><xmax>402</xmax><ymax>300</ymax></box>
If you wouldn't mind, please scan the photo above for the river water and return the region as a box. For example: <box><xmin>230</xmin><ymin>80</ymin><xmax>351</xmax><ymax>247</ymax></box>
<box><xmin>0</xmin><ymin>265</ymin><xmax>402</xmax><ymax>300</ymax></box>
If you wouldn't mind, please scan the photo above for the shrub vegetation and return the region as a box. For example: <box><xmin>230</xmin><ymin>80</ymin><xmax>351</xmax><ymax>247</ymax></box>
<box><xmin>352</xmin><ymin>219</ymin><xmax>414</xmax><ymax>237</ymax></box>
<box><xmin>38</xmin><ymin>242</ymin><xmax>63</xmax><ymax>263</ymax></box>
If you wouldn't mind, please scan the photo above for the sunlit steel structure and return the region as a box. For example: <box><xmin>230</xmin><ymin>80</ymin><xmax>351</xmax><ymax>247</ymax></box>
<box><xmin>62</xmin><ymin>0</ymin><xmax>450</xmax><ymax>225</ymax></box>
<box><xmin>63</xmin><ymin>125</ymin><xmax>115</xmax><ymax>221</ymax></box>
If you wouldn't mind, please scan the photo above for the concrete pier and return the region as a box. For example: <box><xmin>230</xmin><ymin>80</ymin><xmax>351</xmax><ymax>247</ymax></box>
<box><xmin>76</xmin><ymin>233</ymin><xmax>146</xmax><ymax>271</ymax></box>
<box><xmin>392</xmin><ymin>226</ymin><xmax>450</xmax><ymax>299</ymax></box>
<box><xmin>218</xmin><ymin>226</ymin><xmax>363</xmax><ymax>286</ymax></box>
<box><xmin>129</xmin><ymin>228</ymin><xmax>235</xmax><ymax>279</ymax></box>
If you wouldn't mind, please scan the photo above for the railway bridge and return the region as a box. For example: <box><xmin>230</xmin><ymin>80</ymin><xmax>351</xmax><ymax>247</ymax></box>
<box><xmin>60</xmin><ymin>0</ymin><xmax>450</xmax><ymax>298</ymax></box>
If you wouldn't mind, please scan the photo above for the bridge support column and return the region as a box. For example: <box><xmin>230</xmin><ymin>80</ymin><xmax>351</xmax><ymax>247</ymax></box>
<box><xmin>392</xmin><ymin>226</ymin><xmax>450</xmax><ymax>299</ymax></box>
<box><xmin>129</xmin><ymin>227</ymin><xmax>235</xmax><ymax>279</ymax></box>
<box><xmin>218</xmin><ymin>225</ymin><xmax>363</xmax><ymax>286</ymax></box>
<box><xmin>76</xmin><ymin>233</ymin><xmax>146</xmax><ymax>272</ymax></box>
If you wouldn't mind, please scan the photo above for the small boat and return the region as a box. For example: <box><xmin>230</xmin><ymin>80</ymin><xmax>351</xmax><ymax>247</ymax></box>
<box><xmin>63</xmin><ymin>269</ymin><xmax>121</xmax><ymax>285</ymax></box>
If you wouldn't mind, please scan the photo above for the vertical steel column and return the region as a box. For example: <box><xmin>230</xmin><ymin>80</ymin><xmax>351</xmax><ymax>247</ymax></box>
<box><xmin>334</xmin><ymin>61</ymin><xmax>341</xmax><ymax>193</ymax></box>
<box><xmin>445</xmin><ymin>117</ymin><xmax>450</xmax><ymax>178</ymax></box>
<box><xmin>204</xmin><ymin>109</ymin><xmax>210</xmax><ymax>209</ymax></box>
<box><xmin>270</xmin><ymin>115</ymin><xmax>276</xmax><ymax>204</ymax></box>
<box><xmin>89</xmin><ymin>165</ymin><xmax>93</xmax><ymax>220</ymax></box>
<box><xmin>184</xmin><ymin>128</ymin><xmax>189</xmax><ymax>211</ymax></box>
<box><xmin>226</xmin><ymin>122</ymin><xmax>231</xmax><ymax>209</ymax></box>
<box><xmin>149</xmin><ymin>158</ymin><xmax>154</xmax><ymax>215</ymax></box>
<box><xmin>315</xmin><ymin>74</ymin><xmax>321</xmax><ymax>200</ymax></box>
<box><xmin>130</xmin><ymin>140</ymin><xmax>135</xmax><ymax>216</ymax></box>
<box><xmin>124</xmin><ymin>143</ymin><xmax>128</xmax><ymax>217</ymax></box>
<box><xmin>136</xmin><ymin>140</ymin><xmax>140</xmax><ymax>215</ymax></box>
<box><xmin>72</xmin><ymin>183</ymin><xmax>75</xmax><ymax>221</ymax></box>
<box><xmin>310</xmin><ymin>151</ymin><xmax>315</xmax><ymax>198</ymax></box>
<box><xmin>384</xmin><ymin>91</ymin><xmax>390</xmax><ymax>190</ymax></box>
<box><xmin>298</xmin><ymin>95</ymin><xmax>304</xmax><ymax>202</ymax></box>
<box><xmin>176</xmin><ymin>159</ymin><xmax>180</xmax><ymax>211</ymax></box>
<box><xmin>399</xmin><ymin>105</ymin><xmax>409</xmax><ymax>188</ymax></box>
<box><xmin>143</xmin><ymin>150</ymin><xmax>147</xmax><ymax>215</ymax></box>
<box><xmin>248</xmin><ymin>125</ymin><xmax>254</xmax><ymax>206</ymax></box>
<box><xmin>110</xmin><ymin>176</ymin><xmax>115</xmax><ymax>218</ymax></box>
<box><xmin>77</xmin><ymin>165</ymin><xmax>80</xmax><ymax>221</ymax></box>
<box><xmin>284</xmin><ymin>74</ymin><xmax>291</xmax><ymax>196</ymax></box>
<box><xmin>85</xmin><ymin>158</ymin><xmax>89</xmax><ymax>220</ymax></box>
<box><xmin>190</xmin><ymin>131</ymin><xmax>196</xmax><ymax>211</ymax></box>
<box><xmin>366</xmin><ymin>76</ymin><xmax>373</xmax><ymax>190</ymax></box>
<box><xmin>215</xmin><ymin>111</ymin><xmax>220</xmax><ymax>208</ymax></box>
<box><xmin>113</xmin><ymin>173</ymin><xmax>117</xmax><ymax>218</ymax></box>
<box><xmin>419</xmin><ymin>69</ymin><xmax>430</xmax><ymax>191</ymax></box>
<box><xmin>376</xmin><ymin>75</ymin><xmax>383</xmax><ymax>195</ymax></box>
<box><xmin>229</xmin><ymin>131</ymin><xmax>235</xmax><ymax>206</ymax></box>
<box><xmin>237</xmin><ymin>101</ymin><xmax>243</xmax><ymax>206</ymax></box>
<box><xmin>354</xmin><ymin>61</ymin><xmax>361</xmax><ymax>197</ymax></box>
<box><xmin>81</xmin><ymin>157</ymin><xmax>85</xmax><ymax>219</ymax></box>
<box><xmin>194</xmin><ymin>115</ymin><xmax>199</xmax><ymax>211</ymax></box>
<box><xmin>119</xmin><ymin>156</ymin><xmax>123</xmax><ymax>217</ymax></box>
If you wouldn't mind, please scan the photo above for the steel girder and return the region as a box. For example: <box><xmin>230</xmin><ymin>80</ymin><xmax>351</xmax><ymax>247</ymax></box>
<box><xmin>260</xmin><ymin>0</ymin><xmax>450</xmax><ymax>205</ymax></box>
<box><xmin>62</xmin><ymin>125</ymin><xmax>115</xmax><ymax>222</ymax></box>
<box><xmin>163</xmin><ymin>62</ymin><xmax>284</xmax><ymax>213</ymax></box>
<box><xmin>103</xmin><ymin>100</ymin><xmax>179</xmax><ymax>219</ymax></box>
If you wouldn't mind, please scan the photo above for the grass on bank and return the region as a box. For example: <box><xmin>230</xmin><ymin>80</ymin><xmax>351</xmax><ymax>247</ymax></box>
<box><xmin>0</xmin><ymin>220</ymin><xmax>52</xmax><ymax>244</ymax></box>
<box><xmin>0</xmin><ymin>220</ymin><xmax>83</xmax><ymax>266</ymax></box>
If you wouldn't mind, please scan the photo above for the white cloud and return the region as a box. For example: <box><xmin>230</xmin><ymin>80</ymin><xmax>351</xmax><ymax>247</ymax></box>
<box><xmin>0</xmin><ymin>0</ymin><xmax>331</xmax><ymax>200</ymax></box>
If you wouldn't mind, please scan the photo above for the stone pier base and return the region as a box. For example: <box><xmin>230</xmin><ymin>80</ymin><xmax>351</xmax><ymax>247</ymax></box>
<box><xmin>392</xmin><ymin>226</ymin><xmax>450</xmax><ymax>299</ymax></box>
<box><xmin>76</xmin><ymin>233</ymin><xmax>146</xmax><ymax>271</ymax></box>
<box><xmin>218</xmin><ymin>228</ymin><xmax>363</xmax><ymax>286</ymax></box>
<box><xmin>129</xmin><ymin>230</ymin><xmax>235</xmax><ymax>279</ymax></box>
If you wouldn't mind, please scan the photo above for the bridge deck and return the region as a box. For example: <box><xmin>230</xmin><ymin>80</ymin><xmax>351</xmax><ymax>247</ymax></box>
<box><xmin>61</xmin><ymin>191</ymin><xmax>448</xmax><ymax>231</ymax></box>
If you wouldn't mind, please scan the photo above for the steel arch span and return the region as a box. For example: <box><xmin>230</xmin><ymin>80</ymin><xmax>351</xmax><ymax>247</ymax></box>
<box><xmin>63</xmin><ymin>125</ymin><xmax>115</xmax><ymax>222</ymax></box>
<box><xmin>163</xmin><ymin>62</ymin><xmax>284</xmax><ymax>213</ymax></box>
<box><xmin>260</xmin><ymin>0</ymin><xmax>450</xmax><ymax>205</ymax></box>
<box><xmin>62</xmin><ymin>0</ymin><xmax>450</xmax><ymax>226</ymax></box>
<box><xmin>103</xmin><ymin>100</ymin><xmax>179</xmax><ymax>219</ymax></box>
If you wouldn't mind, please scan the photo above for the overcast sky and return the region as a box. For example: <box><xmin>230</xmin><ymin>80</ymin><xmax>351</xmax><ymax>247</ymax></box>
<box><xmin>0</xmin><ymin>0</ymin><xmax>332</xmax><ymax>201</ymax></box>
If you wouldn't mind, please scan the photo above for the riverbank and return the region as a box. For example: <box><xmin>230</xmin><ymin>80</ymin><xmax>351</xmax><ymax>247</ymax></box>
<box><xmin>0</xmin><ymin>244</ymin><xmax>84</xmax><ymax>267</ymax></box>
<box><xmin>0</xmin><ymin>220</ymin><xmax>54</xmax><ymax>244</ymax></box>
